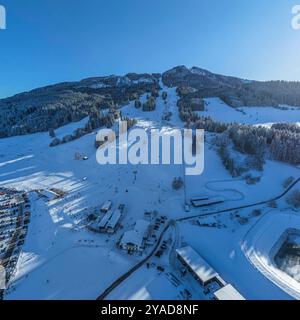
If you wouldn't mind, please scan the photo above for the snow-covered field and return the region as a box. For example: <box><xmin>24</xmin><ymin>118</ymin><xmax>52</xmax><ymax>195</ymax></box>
<box><xmin>1</xmin><ymin>83</ymin><xmax>300</xmax><ymax>300</ymax></box>
<box><xmin>200</xmin><ymin>98</ymin><xmax>300</xmax><ymax>125</ymax></box>
<box><xmin>242</xmin><ymin>211</ymin><xmax>300</xmax><ymax>300</ymax></box>
<box><xmin>0</xmin><ymin>85</ymin><xmax>187</xmax><ymax>300</ymax></box>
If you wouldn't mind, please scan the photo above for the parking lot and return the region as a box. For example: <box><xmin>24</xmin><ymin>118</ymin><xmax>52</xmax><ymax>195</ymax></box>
<box><xmin>0</xmin><ymin>188</ymin><xmax>31</xmax><ymax>299</ymax></box>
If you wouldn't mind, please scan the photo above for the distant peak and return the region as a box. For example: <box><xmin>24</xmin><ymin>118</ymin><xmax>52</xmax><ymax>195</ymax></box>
<box><xmin>190</xmin><ymin>66</ymin><xmax>212</xmax><ymax>76</ymax></box>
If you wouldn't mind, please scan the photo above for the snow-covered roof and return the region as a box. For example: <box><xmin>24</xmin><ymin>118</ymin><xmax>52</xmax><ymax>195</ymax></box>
<box><xmin>120</xmin><ymin>219</ymin><xmax>150</xmax><ymax>248</ymax></box>
<box><xmin>134</xmin><ymin>219</ymin><xmax>150</xmax><ymax>235</ymax></box>
<box><xmin>106</xmin><ymin>210</ymin><xmax>121</xmax><ymax>229</ymax></box>
<box><xmin>98</xmin><ymin>211</ymin><xmax>113</xmax><ymax>228</ymax></box>
<box><xmin>214</xmin><ymin>284</ymin><xmax>245</xmax><ymax>301</ymax></box>
<box><xmin>101</xmin><ymin>200</ymin><xmax>112</xmax><ymax>211</ymax></box>
<box><xmin>0</xmin><ymin>193</ymin><xmax>24</xmax><ymax>209</ymax></box>
<box><xmin>176</xmin><ymin>246</ymin><xmax>218</xmax><ymax>284</ymax></box>
<box><xmin>120</xmin><ymin>230</ymin><xmax>143</xmax><ymax>247</ymax></box>
<box><xmin>39</xmin><ymin>189</ymin><xmax>57</xmax><ymax>200</ymax></box>
<box><xmin>191</xmin><ymin>197</ymin><xmax>224</xmax><ymax>207</ymax></box>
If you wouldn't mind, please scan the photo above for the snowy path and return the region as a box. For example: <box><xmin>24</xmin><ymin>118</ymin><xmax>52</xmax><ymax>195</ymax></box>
<box><xmin>178</xmin><ymin>176</ymin><xmax>300</xmax><ymax>221</ymax></box>
<box><xmin>205</xmin><ymin>179</ymin><xmax>245</xmax><ymax>201</ymax></box>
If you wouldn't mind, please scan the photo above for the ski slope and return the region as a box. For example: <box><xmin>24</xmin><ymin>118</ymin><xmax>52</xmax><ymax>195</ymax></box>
<box><xmin>1</xmin><ymin>84</ymin><xmax>188</xmax><ymax>299</ymax></box>
<box><xmin>199</xmin><ymin>98</ymin><xmax>300</xmax><ymax>125</ymax></box>
<box><xmin>0</xmin><ymin>81</ymin><xmax>300</xmax><ymax>299</ymax></box>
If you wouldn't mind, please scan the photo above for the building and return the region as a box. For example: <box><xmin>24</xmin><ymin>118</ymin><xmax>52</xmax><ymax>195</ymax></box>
<box><xmin>176</xmin><ymin>246</ymin><xmax>218</xmax><ymax>286</ymax></box>
<box><xmin>106</xmin><ymin>209</ymin><xmax>122</xmax><ymax>234</ymax></box>
<box><xmin>38</xmin><ymin>189</ymin><xmax>57</xmax><ymax>201</ymax></box>
<box><xmin>98</xmin><ymin>205</ymin><xmax>124</xmax><ymax>234</ymax></box>
<box><xmin>119</xmin><ymin>219</ymin><xmax>150</xmax><ymax>252</ymax></box>
<box><xmin>100</xmin><ymin>200</ymin><xmax>112</xmax><ymax>213</ymax></box>
<box><xmin>191</xmin><ymin>196</ymin><xmax>224</xmax><ymax>208</ymax></box>
<box><xmin>176</xmin><ymin>246</ymin><xmax>246</xmax><ymax>300</ymax></box>
<box><xmin>0</xmin><ymin>189</ymin><xmax>30</xmax><ymax>290</ymax></box>
<box><xmin>213</xmin><ymin>284</ymin><xmax>245</xmax><ymax>301</ymax></box>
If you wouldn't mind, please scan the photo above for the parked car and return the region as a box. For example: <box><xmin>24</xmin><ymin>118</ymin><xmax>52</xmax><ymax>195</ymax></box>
<box><xmin>184</xmin><ymin>289</ymin><xmax>192</xmax><ymax>299</ymax></box>
<box><xmin>157</xmin><ymin>265</ymin><xmax>165</xmax><ymax>272</ymax></box>
<box><xmin>155</xmin><ymin>250</ymin><xmax>163</xmax><ymax>258</ymax></box>
<box><xmin>203</xmin><ymin>287</ymin><xmax>210</xmax><ymax>295</ymax></box>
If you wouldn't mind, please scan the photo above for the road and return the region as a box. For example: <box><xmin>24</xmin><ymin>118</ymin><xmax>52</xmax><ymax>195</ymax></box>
<box><xmin>204</xmin><ymin>179</ymin><xmax>245</xmax><ymax>201</ymax></box>
<box><xmin>178</xmin><ymin>177</ymin><xmax>300</xmax><ymax>222</ymax></box>
<box><xmin>97</xmin><ymin>177</ymin><xmax>300</xmax><ymax>300</ymax></box>
<box><xmin>97</xmin><ymin>220</ymin><xmax>175</xmax><ymax>300</ymax></box>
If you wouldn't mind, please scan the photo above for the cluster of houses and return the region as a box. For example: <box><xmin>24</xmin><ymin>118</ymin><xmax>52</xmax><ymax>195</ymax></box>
<box><xmin>118</xmin><ymin>215</ymin><xmax>168</xmax><ymax>254</ymax></box>
<box><xmin>0</xmin><ymin>188</ymin><xmax>30</xmax><ymax>298</ymax></box>
<box><xmin>36</xmin><ymin>188</ymin><xmax>65</xmax><ymax>202</ymax></box>
<box><xmin>89</xmin><ymin>201</ymin><xmax>124</xmax><ymax>234</ymax></box>
<box><xmin>119</xmin><ymin>219</ymin><xmax>150</xmax><ymax>253</ymax></box>
<box><xmin>98</xmin><ymin>207</ymin><xmax>123</xmax><ymax>234</ymax></box>
<box><xmin>176</xmin><ymin>246</ymin><xmax>245</xmax><ymax>300</ymax></box>
<box><xmin>88</xmin><ymin>201</ymin><xmax>162</xmax><ymax>254</ymax></box>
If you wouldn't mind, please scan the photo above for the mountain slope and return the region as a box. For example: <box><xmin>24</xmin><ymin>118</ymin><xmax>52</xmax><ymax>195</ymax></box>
<box><xmin>0</xmin><ymin>74</ymin><xmax>160</xmax><ymax>138</ymax></box>
<box><xmin>1</xmin><ymin>66</ymin><xmax>300</xmax><ymax>138</ymax></box>
<box><xmin>162</xmin><ymin>66</ymin><xmax>300</xmax><ymax>108</ymax></box>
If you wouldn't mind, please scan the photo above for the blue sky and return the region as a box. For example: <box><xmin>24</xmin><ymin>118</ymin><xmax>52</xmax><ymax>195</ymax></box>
<box><xmin>0</xmin><ymin>0</ymin><xmax>300</xmax><ymax>98</ymax></box>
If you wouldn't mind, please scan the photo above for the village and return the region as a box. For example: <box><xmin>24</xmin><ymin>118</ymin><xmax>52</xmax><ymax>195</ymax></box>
<box><xmin>86</xmin><ymin>199</ymin><xmax>168</xmax><ymax>256</ymax></box>
<box><xmin>84</xmin><ymin>192</ymin><xmax>246</xmax><ymax>301</ymax></box>
<box><xmin>0</xmin><ymin>187</ymin><xmax>31</xmax><ymax>299</ymax></box>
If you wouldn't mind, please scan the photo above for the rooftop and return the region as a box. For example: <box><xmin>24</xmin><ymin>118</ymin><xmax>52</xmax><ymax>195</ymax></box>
<box><xmin>106</xmin><ymin>210</ymin><xmax>122</xmax><ymax>229</ymax></box>
<box><xmin>134</xmin><ymin>219</ymin><xmax>150</xmax><ymax>235</ymax></box>
<box><xmin>101</xmin><ymin>200</ymin><xmax>112</xmax><ymax>211</ymax></box>
<box><xmin>213</xmin><ymin>284</ymin><xmax>246</xmax><ymax>301</ymax></box>
<box><xmin>120</xmin><ymin>219</ymin><xmax>150</xmax><ymax>248</ymax></box>
<box><xmin>176</xmin><ymin>246</ymin><xmax>218</xmax><ymax>284</ymax></box>
<box><xmin>120</xmin><ymin>230</ymin><xmax>143</xmax><ymax>247</ymax></box>
<box><xmin>98</xmin><ymin>211</ymin><xmax>113</xmax><ymax>228</ymax></box>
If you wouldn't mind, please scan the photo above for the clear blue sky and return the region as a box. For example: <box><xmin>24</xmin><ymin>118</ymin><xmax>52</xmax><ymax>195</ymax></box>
<box><xmin>1</xmin><ymin>0</ymin><xmax>300</xmax><ymax>98</ymax></box>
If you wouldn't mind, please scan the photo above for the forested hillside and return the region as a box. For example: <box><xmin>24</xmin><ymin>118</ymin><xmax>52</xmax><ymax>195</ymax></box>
<box><xmin>1</xmin><ymin>66</ymin><xmax>300</xmax><ymax>138</ymax></box>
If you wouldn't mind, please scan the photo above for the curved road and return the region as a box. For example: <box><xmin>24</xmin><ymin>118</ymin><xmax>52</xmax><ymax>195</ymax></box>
<box><xmin>97</xmin><ymin>177</ymin><xmax>300</xmax><ymax>300</ymax></box>
<box><xmin>205</xmin><ymin>179</ymin><xmax>245</xmax><ymax>201</ymax></box>
<box><xmin>178</xmin><ymin>177</ymin><xmax>300</xmax><ymax>222</ymax></box>
<box><xmin>97</xmin><ymin>220</ymin><xmax>175</xmax><ymax>300</ymax></box>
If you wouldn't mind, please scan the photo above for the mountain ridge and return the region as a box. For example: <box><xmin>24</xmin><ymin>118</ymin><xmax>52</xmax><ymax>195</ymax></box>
<box><xmin>1</xmin><ymin>65</ymin><xmax>300</xmax><ymax>138</ymax></box>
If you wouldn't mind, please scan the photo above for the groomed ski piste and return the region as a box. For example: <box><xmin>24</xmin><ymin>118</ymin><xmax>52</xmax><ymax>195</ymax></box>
<box><xmin>0</xmin><ymin>79</ymin><xmax>300</xmax><ymax>300</ymax></box>
<box><xmin>242</xmin><ymin>211</ymin><xmax>300</xmax><ymax>300</ymax></box>
<box><xmin>199</xmin><ymin>98</ymin><xmax>300</xmax><ymax>126</ymax></box>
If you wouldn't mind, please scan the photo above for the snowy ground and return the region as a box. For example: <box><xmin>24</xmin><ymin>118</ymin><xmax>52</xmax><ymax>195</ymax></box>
<box><xmin>242</xmin><ymin>211</ymin><xmax>300</xmax><ymax>300</ymax></box>
<box><xmin>177</xmin><ymin>206</ymin><xmax>297</xmax><ymax>300</ymax></box>
<box><xmin>0</xmin><ymin>85</ymin><xmax>187</xmax><ymax>300</ymax></box>
<box><xmin>0</xmin><ymin>83</ymin><xmax>300</xmax><ymax>299</ymax></box>
<box><xmin>199</xmin><ymin>98</ymin><xmax>300</xmax><ymax>125</ymax></box>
